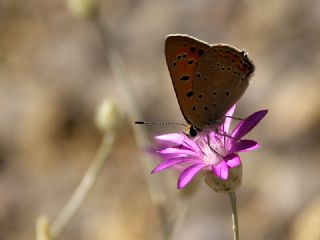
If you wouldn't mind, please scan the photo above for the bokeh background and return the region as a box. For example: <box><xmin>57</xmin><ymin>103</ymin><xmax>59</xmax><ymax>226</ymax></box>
<box><xmin>1</xmin><ymin>0</ymin><xmax>320</xmax><ymax>239</ymax></box>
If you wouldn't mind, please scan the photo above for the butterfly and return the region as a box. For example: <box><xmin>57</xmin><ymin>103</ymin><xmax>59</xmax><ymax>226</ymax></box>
<box><xmin>165</xmin><ymin>34</ymin><xmax>255</xmax><ymax>137</ymax></box>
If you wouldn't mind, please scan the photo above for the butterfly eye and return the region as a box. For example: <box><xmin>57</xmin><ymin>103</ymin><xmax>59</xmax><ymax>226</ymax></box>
<box><xmin>189</xmin><ymin>126</ymin><xmax>198</xmax><ymax>137</ymax></box>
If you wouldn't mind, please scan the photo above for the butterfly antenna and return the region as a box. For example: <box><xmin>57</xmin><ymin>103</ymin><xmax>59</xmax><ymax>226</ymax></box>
<box><xmin>134</xmin><ymin>121</ymin><xmax>187</xmax><ymax>127</ymax></box>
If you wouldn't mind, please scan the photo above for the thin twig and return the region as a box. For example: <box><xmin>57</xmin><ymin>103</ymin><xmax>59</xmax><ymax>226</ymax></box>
<box><xmin>165</xmin><ymin>198</ymin><xmax>190</xmax><ymax>240</ymax></box>
<box><xmin>91</xmin><ymin>18</ymin><xmax>194</xmax><ymax>239</ymax></box>
<box><xmin>49</xmin><ymin>132</ymin><xmax>116</xmax><ymax>239</ymax></box>
<box><xmin>92</xmin><ymin>17</ymin><xmax>166</xmax><ymax>211</ymax></box>
<box><xmin>228</xmin><ymin>192</ymin><xmax>239</xmax><ymax>240</ymax></box>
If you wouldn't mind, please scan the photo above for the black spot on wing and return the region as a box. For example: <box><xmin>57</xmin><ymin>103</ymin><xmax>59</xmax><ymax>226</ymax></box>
<box><xmin>186</xmin><ymin>91</ymin><xmax>194</xmax><ymax>97</ymax></box>
<box><xmin>180</xmin><ymin>75</ymin><xmax>190</xmax><ymax>81</ymax></box>
<box><xmin>198</xmin><ymin>49</ymin><xmax>205</xmax><ymax>55</ymax></box>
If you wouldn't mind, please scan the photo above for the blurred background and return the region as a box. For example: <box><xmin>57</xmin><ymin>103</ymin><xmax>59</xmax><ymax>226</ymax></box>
<box><xmin>1</xmin><ymin>0</ymin><xmax>320</xmax><ymax>239</ymax></box>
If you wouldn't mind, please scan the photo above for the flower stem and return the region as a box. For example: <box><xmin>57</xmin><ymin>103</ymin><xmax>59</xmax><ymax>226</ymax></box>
<box><xmin>49</xmin><ymin>132</ymin><xmax>116</xmax><ymax>239</ymax></box>
<box><xmin>228</xmin><ymin>192</ymin><xmax>239</xmax><ymax>240</ymax></box>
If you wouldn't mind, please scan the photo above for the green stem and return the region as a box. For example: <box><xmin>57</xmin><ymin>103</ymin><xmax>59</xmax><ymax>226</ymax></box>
<box><xmin>228</xmin><ymin>192</ymin><xmax>239</xmax><ymax>240</ymax></box>
<box><xmin>49</xmin><ymin>132</ymin><xmax>116</xmax><ymax>239</ymax></box>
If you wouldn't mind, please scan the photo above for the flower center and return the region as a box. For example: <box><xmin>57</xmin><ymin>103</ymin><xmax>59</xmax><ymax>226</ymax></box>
<box><xmin>195</xmin><ymin>137</ymin><xmax>225</xmax><ymax>166</ymax></box>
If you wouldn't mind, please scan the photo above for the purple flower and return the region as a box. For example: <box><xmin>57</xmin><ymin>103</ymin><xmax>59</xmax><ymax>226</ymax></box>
<box><xmin>152</xmin><ymin>105</ymin><xmax>268</xmax><ymax>190</ymax></box>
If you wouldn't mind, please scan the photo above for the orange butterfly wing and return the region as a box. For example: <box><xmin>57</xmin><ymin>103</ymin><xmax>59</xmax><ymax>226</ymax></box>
<box><xmin>165</xmin><ymin>34</ymin><xmax>210</xmax><ymax>128</ymax></box>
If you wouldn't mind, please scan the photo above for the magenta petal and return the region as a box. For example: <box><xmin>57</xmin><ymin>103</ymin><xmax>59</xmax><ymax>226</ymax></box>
<box><xmin>232</xmin><ymin>110</ymin><xmax>268</xmax><ymax>139</ymax></box>
<box><xmin>152</xmin><ymin>158</ymin><xmax>200</xmax><ymax>174</ymax></box>
<box><xmin>224</xmin><ymin>153</ymin><xmax>241</xmax><ymax>168</ymax></box>
<box><xmin>212</xmin><ymin>161</ymin><xmax>229</xmax><ymax>180</ymax></box>
<box><xmin>155</xmin><ymin>133</ymin><xmax>184</xmax><ymax>143</ymax></box>
<box><xmin>158</xmin><ymin>154</ymin><xmax>198</xmax><ymax>164</ymax></box>
<box><xmin>155</xmin><ymin>133</ymin><xmax>197</xmax><ymax>150</ymax></box>
<box><xmin>177</xmin><ymin>164</ymin><xmax>206</xmax><ymax>189</ymax></box>
<box><xmin>229</xmin><ymin>140</ymin><xmax>260</xmax><ymax>153</ymax></box>
<box><xmin>158</xmin><ymin>147</ymin><xmax>198</xmax><ymax>157</ymax></box>
<box><xmin>158</xmin><ymin>153</ymin><xmax>196</xmax><ymax>160</ymax></box>
<box><xmin>155</xmin><ymin>134</ymin><xmax>186</xmax><ymax>147</ymax></box>
<box><xmin>223</xmin><ymin>105</ymin><xmax>236</xmax><ymax>133</ymax></box>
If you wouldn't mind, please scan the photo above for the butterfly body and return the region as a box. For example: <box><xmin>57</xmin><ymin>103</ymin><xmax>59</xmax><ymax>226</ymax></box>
<box><xmin>165</xmin><ymin>34</ymin><xmax>255</xmax><ymax>136</ymax></box>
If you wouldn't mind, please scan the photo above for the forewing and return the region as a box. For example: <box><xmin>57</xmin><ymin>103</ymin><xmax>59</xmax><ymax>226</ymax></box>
<box><xmin>165</xmin><ymin>34</ymin><xmax>210</xmax><ymax>128</ymax></box>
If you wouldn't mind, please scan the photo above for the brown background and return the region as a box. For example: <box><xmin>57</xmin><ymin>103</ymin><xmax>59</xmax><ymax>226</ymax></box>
<box><xmin>0</xmin><ymin>0</ymin><xmax>320</xmax><ymax>239</ymax></box>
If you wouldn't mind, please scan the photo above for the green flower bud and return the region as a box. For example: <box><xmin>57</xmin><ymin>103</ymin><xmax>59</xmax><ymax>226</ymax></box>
<box><xmin>95</xmin><ymin>100</ymin><xmax>122</xmax><ymax>132</ymax></box>
<box><xmin>67</xmin><ymin>0</ymin><xmax>99</xmax><ymax>19</ymax></box>
<box><xmin>203</xmin><ymin>163</ymin><xmax>242</xmax><ymax>193</ymax></box>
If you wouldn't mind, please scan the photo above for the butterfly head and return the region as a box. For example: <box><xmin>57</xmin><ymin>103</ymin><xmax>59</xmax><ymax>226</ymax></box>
<box><xmin>184</xmin><ymin>124</ymin><xmax>199</xmax><ymax>137</ymax></box>
<box><xmin>184</xmin><ymin>117</ymin><xmax>225</xmax><ymax>138</ymax></box>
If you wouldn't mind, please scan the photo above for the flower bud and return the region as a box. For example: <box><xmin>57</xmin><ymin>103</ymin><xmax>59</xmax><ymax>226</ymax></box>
<box><xmin>95</xmin><ymin>100</ymin><xmax>122</xmax><ymax>132</ymax></box>
<box><xmin>36</xmin><ymin>216</ymin><xmax>51</xmax><ymax>240</ymax></box>
<box><xmin>67</xmin><ymin>0</ymin><xmax>99</xmax><ymax>19</ymax></box>
<box><xmin>203</xmin><ymin>164</ymin><xmax>242</xmax><ymax>193</ymax></box>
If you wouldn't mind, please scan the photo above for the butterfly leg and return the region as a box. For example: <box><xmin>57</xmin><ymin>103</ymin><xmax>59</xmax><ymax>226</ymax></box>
<box><xmin>207</xmin><ymin>134</ymin><xmax>223</xmax><ymax>158</ymax></box>
<box><xmin>225</xmin><ymin>115</ymin><xmax>244</xmax><ymax>121</ymax></box>
<box><xmin>215</xmin><ymin>131</ymin><xmax>237</xmax><ymax>141</ymax></box>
